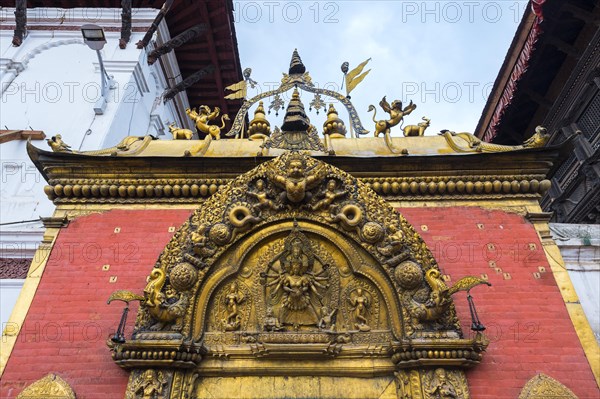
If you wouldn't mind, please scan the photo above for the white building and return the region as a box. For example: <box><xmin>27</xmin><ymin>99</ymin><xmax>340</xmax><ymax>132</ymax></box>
<box><xmin>0</xmin><ymin>2</ymin><xmax>243</xmax><ymax>330</ymax></box>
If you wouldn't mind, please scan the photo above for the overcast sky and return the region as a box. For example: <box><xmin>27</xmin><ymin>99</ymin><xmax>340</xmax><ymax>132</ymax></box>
<box><xmin>233</xmin><ymin>0</ymin><xmax>528</xmax><ymax>136</ymax></box>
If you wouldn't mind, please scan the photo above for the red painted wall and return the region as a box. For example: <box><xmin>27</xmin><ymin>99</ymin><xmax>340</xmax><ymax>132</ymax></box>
<box><xmin>0</xmin><ymin>209</ymin><xmax>191</xmax><ymax>399</ymax></box>
<box><xmin>401</xmin><ymin>207</ymin><xmax>598</xmax><ymax>399</ymax></box>
<box><xmin>1</xmin><ymin>207</ymin><xmax>597</xmax><ymax>398</ymax></box>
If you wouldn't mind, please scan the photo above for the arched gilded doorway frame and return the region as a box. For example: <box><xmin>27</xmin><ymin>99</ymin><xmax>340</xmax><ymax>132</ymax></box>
<box><xmin>108</xmin><ymin>152</ymin><xmax>489</xmax><ymax>399</ymax></box>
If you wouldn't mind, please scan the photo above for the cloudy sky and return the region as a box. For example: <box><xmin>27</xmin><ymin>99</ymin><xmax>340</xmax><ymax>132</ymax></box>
<box><xmin>233</xmin><ymin>0</ymin><xmax>528</xmax><ymax>135</ymax></box>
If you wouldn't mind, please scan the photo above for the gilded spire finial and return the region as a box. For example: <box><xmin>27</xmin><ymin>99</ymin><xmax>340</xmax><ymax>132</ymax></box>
<box><xmin>323</xmin><ymin>104</ymin><xmax>347</xmax><ymax>138</ymax></box>
<box><xmin>264</xmin><ymin>88</ymin><xmax>326</xmax><ymax>152</ymax></box>
<box><xmin>281</xmin><ymin>88</ymin><xmax>310</xmax><ymax>132</ymax></box>
<box><xmin>248</xmin><ymin>101</ymin><xmax>271</xmax><ymax>139</ymax></box>
<box><xmin>289</xmin><ymin>49</ymin><xmax>306</xmax><ymax>75</ymax></box>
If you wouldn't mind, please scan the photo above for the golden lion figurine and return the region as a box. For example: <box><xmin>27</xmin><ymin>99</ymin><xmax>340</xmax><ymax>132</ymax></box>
<box><xmin>368</xmin><ymin>96</ymin><xmax>417</xmax><ymax>137</ymax></box>
<box><xmin>186</xmin><ymin>105</ymin><xmax>230</xmax><ymax>140</ymax></box>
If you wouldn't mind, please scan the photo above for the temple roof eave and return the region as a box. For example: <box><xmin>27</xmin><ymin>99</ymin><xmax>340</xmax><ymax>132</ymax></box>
<box><xmin>27</xmin><ymin>136</ymin><xmax>573</xmax><ymax>184</ymax></box>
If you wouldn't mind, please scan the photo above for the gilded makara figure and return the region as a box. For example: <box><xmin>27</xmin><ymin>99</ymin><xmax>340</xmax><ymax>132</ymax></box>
<box><xmin>368</xmin><ymin>96</ymin><xmax>417</xmax><ymax>137</ymax></box>
<box><xmin>261</xmin><ymin>226</ymin><xmax>330</xmax><ymax>329</ymax></box>
<box><xmin>185</xmin><ymin>105</ymin><xmax>230</xmax><ymax>140</ymax></box>
<box><xmin>440</xmin><ymin>125</ymin><xmax>550</xmax><ymax>153</ymax></box>
<box><xmin>141</xmin><ymin>266</ymin><xmax>192</xmax><ymax>331</ymax></box>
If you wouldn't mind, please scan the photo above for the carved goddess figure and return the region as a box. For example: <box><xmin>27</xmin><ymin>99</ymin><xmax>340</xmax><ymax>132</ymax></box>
<box><xmin>223</xmin><ymin>282</ymin><xmax>245</xmax><ymax>331</ymax></box>
<box><xmin>349</xmin><ymin>288</ymin><xmax>372</xmax><ymax>332</ymax></box>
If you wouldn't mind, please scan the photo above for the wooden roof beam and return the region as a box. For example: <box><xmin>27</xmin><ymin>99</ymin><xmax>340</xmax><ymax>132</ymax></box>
<box><xmin>137</xmin><ymin>0</ymin><xmax>174</xmax><ymax>49</ymax></box>
<box><xmin>147</xmin><ymin>24</ymin><xmax>207</xmax><ymax>65</ymax></box>
<box><xmin>12</xmin><ymin>0</ymin><xmax>27</xmax><ymax>47</ymax></box>
<box><xmin>119</xmin><ymin>0</ymin><xmax>132</xmax><ymax>49</ymax></box>
<box><xmin>0</xmin><ymin>129</ymin><xmax>45</xmax><ymax>144</ymax></box>
<box><xmin>196</xmin><ymin>0</ymin><xmax>228</xmax><ymax>115</ymax></box>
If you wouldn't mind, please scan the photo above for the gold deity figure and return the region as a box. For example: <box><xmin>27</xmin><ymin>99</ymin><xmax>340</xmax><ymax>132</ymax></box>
<box><xmin>267</xmin><ymin>153</ymin><xmax>327</xmax><ymax>204</ymax></box>
<box><xmin>263</xmin><ymin>232</ymin><xmax>329</xmax><ymax>328</ymax></box>
<box><xmin>349</xmin><ymin>288</ymin><xmax>372</xmax><ymax>332</ymax></box>
<box><xmin>223</xmin><ymin>282</ymin><xmax>245</xmax><ymax>331</ymax></box>
<box><xmin>248</xmin><ymin>179</ymin><xmax>280</xmax><ymax>213</ymax></box>
<box><xmin>318</xmin><ymin>305</ymin><xmax>337</xmax><ymax>331</ymax></box>
<box><xmin>263</xmin><ymin>307</ymin><xmax>283</xmax><ymax>332</ymax></box>
<box><xmin>425</xmin><ymin>368</ymin><xmax>458</xmax><ymax>398</ymax></box>
<box><xmin>310</xmin><ymin>179</ymin><xmax>347</xmax><ymax>211</ymax></box>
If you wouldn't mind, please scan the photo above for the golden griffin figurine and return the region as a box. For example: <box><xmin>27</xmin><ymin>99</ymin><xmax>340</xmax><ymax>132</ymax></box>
<box><xmin>368</xmin><ymin>96</ymin><xmax>417</xmax><ymax>137</ymax></box>
<box><xmin>186</xmin><ymin>106</ymin><xmax>230</xmax><ymax>140</ymax></box>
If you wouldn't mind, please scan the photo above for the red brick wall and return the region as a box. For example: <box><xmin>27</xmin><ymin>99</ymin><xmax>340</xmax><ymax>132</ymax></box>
<box><xmin>400</xmin><ymin>207</ymin><xmax>598</xmax><ymax>398</ymax></box>
<box><xmin>0</xmin><ymin>209</ymin><xmax>192</xmax><ymax>399</ymax></box>
<box><xmin>1</xmin><ymin>207</ymin><xmax>597</xmax><ymax>398</ymax></box>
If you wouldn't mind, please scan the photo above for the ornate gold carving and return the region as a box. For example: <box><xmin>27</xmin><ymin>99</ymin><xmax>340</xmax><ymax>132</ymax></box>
<box><xmin>42</xmin><ymin>174</ymin><xmax>551</xmax><ymax>204</ymax></box>
<box><xmin>16</xmin><ymin>374</ymin><xmax>76</xmax><ymax>399</ymax></box>
<box><xmin>186</xmin><ymin>106</ymin><xmax>230</xmax><ymax>140</ymax></box>
<box><xmin>395</xmin><ymin>260</ymin><xmax>424</xmax><ymax>290</ymax></box>
<box><xmin>518</xmin><ymin>373</ymin><xmax>578</xmax><ymax>399</ymax></box>
<box><xmin>361</xmin><ymin>221</ymin><xmax>385</xmax><ymax>244</ymax></box>
<box><xmin>266</xmin><ymin>152</ymin><xmax>328</xmax><ymax>204</ymax></box>
<box><xmin>403</xmin><ymin>117</ymin><xmax>431</xmax><ymax>137</ymax></box>
<box><xmin>310</xmin><ymin>179</ymin><xmax>347</xmax><ymax>211</ymax></box>
<box><xmin>169</xmin><ymin>262</ymin><xmax>198</xmax><ymax>292</ymax></box>
<box><xmin>393</xmin><ymin>368</ymin><xmax>471</xmax><ymax>399</ymax></box>
<box><xmin>368</xmin><ymin>97</ymin><xmax>417</xmax><ymax>137</ymax></box>
<box><xmin>109</xmin><ymin>152</ymin><xmax>489</xmax><ymax>398</ymax></box>
<box><xmin>423</xmin><ymin>368</ymin><xmax>468</xmax><ymax>398</ymax></box>
<box><xmin>261</xmin><ymin>225</ymin><xmax>330</xmax><ymax>328</ymax></box>
<box><xmin>127</xmin><ymin>369</ymin><xmax>168</xmax><ymax>399</ymax></box>
<box><xmin>248</xmin><ymin>179</ymin><xmax>282</xmax><ymax>213</ymax></box>
<box><xmin>168</xmin><ymin>123</ymin><xmax>194</xmax><ymax>140</ymax></box>
<box><xmin>263</xmin><ymin>307</ymin><xmax>284</xmax><ymax>332</ymax></box>
<box><xmin>441</xmin><ymin>126</ymin><xmax>550</xmax><ymax>153</ymax></box>
<box><xmin>142</xmin><ymin>264</ymin><xmax>195</xmax><ymax>332</ymax></box>
<box><xmin>394</xmin><ymin>370</ymin><xmax>414</xmax><ymax>399</ymax></box>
